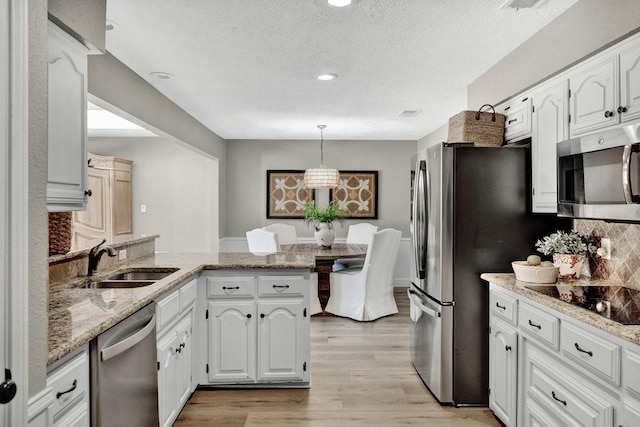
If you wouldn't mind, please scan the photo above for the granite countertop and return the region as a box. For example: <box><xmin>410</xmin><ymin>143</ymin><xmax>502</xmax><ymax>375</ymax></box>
<box><xmin>48</xmin><ymin>251</ymin><xmax>315</xmax><ymax>366</ymax></box>
<box><xmin>482</xmin><ymin>273</ymin><xmax>640</xmax><ymax>347</ymax></box>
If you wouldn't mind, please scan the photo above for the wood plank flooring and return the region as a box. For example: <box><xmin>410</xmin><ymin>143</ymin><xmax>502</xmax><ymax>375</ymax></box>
<box><xmin>175</xmin><ymin>289</ymin><xmax>501</xmax><ymax>426</ymax></box>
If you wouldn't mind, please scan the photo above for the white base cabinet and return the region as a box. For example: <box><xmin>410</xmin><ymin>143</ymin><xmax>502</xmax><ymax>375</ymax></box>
<box><xmin>46</xmin><ymin>345</ymin><xmax>90</xmax><ymax>427</ymax></box>
<box><xmin>200</xmin><ymin>271</ymin><xmax>311</xmax><ymax>386</ymax></box>
<box><xmin>488</xmin><ymin>283</ymin><xmax>640</xmax><ymax>427</ymax></box>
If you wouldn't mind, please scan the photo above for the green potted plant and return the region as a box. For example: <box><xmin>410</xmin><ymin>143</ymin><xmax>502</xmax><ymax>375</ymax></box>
<box><xmin>535</xmin><ymin>230</ymin><xmax>597</xmax><ymax>280</ymax></box>
<box><xmin>303</xmin><ymin>201</ymin><xmax>345</xmax><ymax>247</ymax></box>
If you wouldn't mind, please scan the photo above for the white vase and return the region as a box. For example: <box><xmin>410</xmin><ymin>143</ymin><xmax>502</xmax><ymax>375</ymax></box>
<box><xmin>553</xmin><ymin>253</ymin><xmax>585</xmax><ymax>280</ymax></box>
<box><xmin>314</xmin><ymin>222</ymin><xmax>335</xmax><ymax>247</ymax></box>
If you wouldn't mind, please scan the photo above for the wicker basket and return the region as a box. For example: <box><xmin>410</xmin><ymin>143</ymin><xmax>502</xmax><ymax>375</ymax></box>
<box><xmin>49</xmin><ymin>212</ymin><xmax>72</xmax><ymax>255</ymax></box>
<box><xmin>447</xmin><ymin>104</ymin><xmax>506</xmax><ymax>147</ymax></box>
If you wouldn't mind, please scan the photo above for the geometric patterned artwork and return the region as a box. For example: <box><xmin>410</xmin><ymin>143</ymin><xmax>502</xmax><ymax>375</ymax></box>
<box><xmin>267</xmin><ymin>170</ymin><xmax>315</xmax><ymax>218</ymax></box>
<box><xmin>330</xmin><ymin>170</ymin><xmax>378</xmax><ymax>219</ymax></box>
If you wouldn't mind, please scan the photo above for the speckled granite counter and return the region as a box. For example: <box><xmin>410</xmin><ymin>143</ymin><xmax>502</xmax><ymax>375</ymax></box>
<box><xmin>481</xmin><ymin>273</ymin><xmax>640</xmax><ymax>347</ymax></box>
<box><xmin>48</xmin><ymin>252</ymin><xmax>315</xmax><ymax>366</ymax></box>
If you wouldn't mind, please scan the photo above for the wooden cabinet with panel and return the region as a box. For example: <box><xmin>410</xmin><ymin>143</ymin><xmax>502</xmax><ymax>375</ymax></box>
<box><xmin>72</xmin><ymin>153</ymin><xmax>132</xmax><ymax>249</ymax></box>
<box><xmin>47</xmin><ymin>21</ymin><xmax>90</xmax><ymax>211</ymax></box>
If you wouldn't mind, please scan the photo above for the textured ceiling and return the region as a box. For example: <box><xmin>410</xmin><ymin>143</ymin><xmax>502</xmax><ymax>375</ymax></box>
<box><xmin>105</xmin><ymin>0</ymin><xmax>577</xmax><ymax>141</ymax></box>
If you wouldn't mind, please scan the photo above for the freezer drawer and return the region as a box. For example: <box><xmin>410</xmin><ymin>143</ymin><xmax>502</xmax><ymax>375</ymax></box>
<box><xmin>408</xmin><ymin>287</ymin><xmax>453</xmax><ymax>404</ymax></box>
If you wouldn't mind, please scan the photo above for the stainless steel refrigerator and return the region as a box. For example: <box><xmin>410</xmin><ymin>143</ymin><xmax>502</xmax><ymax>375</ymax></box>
<box><xmin>409</xmin><ymin>142</ymin><xmax>568</xmax><ymax>406</ymax></box>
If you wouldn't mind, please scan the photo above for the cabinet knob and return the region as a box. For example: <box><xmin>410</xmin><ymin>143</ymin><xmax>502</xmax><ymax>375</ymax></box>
<box><xmin>84</xmin><ymin>189</ymin><xmax>92</xmax><ymax>197</ymax></box>
<box><xmin>618</xmin><ymin>106</ymin><xmax>628</xmax><ymax>114</ymax></box>
<box><xmin>260</xmin><ymin>313</ymin><xmax>265</xmax><ymax>319</ymax></box>
<box><xmin>505</xmin><ymin>345</ymin><xmax>512</xmax><ymax>352</ymax></box>
<box><xmin>246</xmin><ymin>313</ymin><xmax>252</xmax><ymax>319</ymax></box>
<box><xmin>604</xmin><ymin>110</ymin><xmax>615</xmax><ymax>118</ymax></box>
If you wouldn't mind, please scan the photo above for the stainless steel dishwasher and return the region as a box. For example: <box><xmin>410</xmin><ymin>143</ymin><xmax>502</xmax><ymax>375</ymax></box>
<box><xmin>90</xmin><ymin>302</ymin><xmax>159</xmax><ymax>426</ymax></box>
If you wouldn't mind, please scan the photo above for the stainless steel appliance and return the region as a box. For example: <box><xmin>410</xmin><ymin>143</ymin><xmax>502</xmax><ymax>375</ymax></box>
<box><xmin>409</xmin><ymin>143</ymin><xmax>568</xmax><ymax>406</ymax></box>
<box><xmin>557</xmin><ymin>122</ymin><xmax>640</xmax><ymax>221</ymax></box>
<box><xmin>90</xmin><ymin>302</ymin><xmax>159</xmax><ymax>426</ymax></box>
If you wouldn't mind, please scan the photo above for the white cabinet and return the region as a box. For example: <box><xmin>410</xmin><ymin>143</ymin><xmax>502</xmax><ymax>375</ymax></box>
<box><xmin>47</xmin><ymin>21</ymin><xmax>89</xmax><ymax>211</ymax></box>
<box><xmin>156</xmin><ymin>278</ymin><xmax>197</xmax><ymax>427</ymax></box>
<box><xmin>530</xmin><ymin>80</ymin><xmax>568</xmax><ymax>213</ymax></box>
<box><xmin>569</xmin><ymin>36</ymin><xmax>640</xmax><ymax>137</ymax></box>
<box><xmin>490</xmin><ymin>317</ymin><xmax>518</xmax><ymax>427</ymax></box>
<box><xmin>46</xmin><ymin>344</ymin><xmax>90</xmax><ymax>427</ymax></box>
<box><xmin>498</xmin><ymin>96</ymin><xmax>532</xmax><ymax>143</ymax></box>
<box><xmin>202</xmin><ymin>272</ymin><xmax>311</xmax><ymax>386</ymax></box>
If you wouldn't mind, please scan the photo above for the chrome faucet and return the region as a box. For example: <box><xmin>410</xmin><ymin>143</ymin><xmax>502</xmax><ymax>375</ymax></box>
<box><xmin>87</xmin><ymin>239</ymin><xmax>117</xmax><ymax>276</ymax></box>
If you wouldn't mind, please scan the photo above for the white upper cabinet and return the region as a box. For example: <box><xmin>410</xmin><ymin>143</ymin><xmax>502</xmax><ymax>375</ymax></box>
<box><xmin>498</xmin><ymin>96</ymin><xmax>532</xmax><ymax>143</ymax></box>
<box><xmin>47</xmin><ymin>22</ymin><xmax>89</xmax><ymax>211</ymax></box>
<box><xmin>569</xmin><ymin>36</ymin><xmax>640</xmax><ymax>137</ymax></box>
<box><xmin>531</xmin><ymin>79</ymin><xmax>568</xmax><ymax>213</ymax></box>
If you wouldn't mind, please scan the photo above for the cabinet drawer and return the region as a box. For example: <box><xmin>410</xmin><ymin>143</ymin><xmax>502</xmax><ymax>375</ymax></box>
<box><xmin>624</xmin><ymin>349</ymin><xmax>640</xmax><ymax>396</ymax></box>
<box><xmin>258</xmin><ymin>276</ymin><xmax>306</xmax><ymax>297</ymax></box>
<box><xmin>490</xmin><ymin>289</ymin><xmax>517</xmax><ymax>325</ymax></box>
<box><xmin>518</xmin><ymin>302</ymin><xmax>559</xmax><ymax>350</ymax></box>
<box><xmin>157</xmin><ymin>289</ymin><xmax>180</xmax><ymax>330</ymax></box>
<box><xmin>180</xmin><ymin>278</ymin><xmax>198</xmax><ymax>309</ymax></box>
<box><xmin>207</xmin><ymin>276</ymin><xmax>256</xmax><ymax>298</ymax></box>
<box><xmin>561</xmin><ymin>321</ymin><xmax>621</xmax><ymax>386</ymax></box>
<box><xmin>47</xmin><ymin>349</ymin><xmax>89</xmax><ymax>419</ymax></box>
<box><xmin>501</xmin><ymin>96</ymin><xmax>532</xmax><ymax>142</ymax></box>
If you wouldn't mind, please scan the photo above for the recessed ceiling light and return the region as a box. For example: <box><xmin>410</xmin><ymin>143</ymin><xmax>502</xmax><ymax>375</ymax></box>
<box><xmin>105</xmin><ymin>20</ymin><xmax>119</xmax><ymax>31</ymax></box>
<box><xmin>150</xmin><ymin>72</ymin><xmax>173</xmax><ymax>80</ymax></box>
<box><xmin>328</xmin><ymin>0</ymin><xmax>352</xmax><ymax>7</ymax></box>
<box><xmin>315</xmin><ymin>73</ymin><xmax>337</xmax><ymax>81</ymax></box>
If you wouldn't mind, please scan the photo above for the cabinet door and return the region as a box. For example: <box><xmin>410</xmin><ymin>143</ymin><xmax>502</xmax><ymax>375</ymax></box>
<box><xmin>72</xmin><ymin>167</ymin><xmax>109</xmax><ymax>247</ymax></box>
<box><xmin>619</xmin><ymin>41</ymin><xmax>640</xmax><ymax>123</ymax></box>
<box><xmin>490</xmin><ymin>319</ymin><xmax>518</xmax><ymax>427</ymax></box>
<box><xmin>47</xmin><ymin>22</ymin><xmax>88</xmax><ymax>211</ymax></box>
<box><xmin>531</xmin><ymin>80</ymin><xmax>568</xmax><ymax>213</ymax></box>
<box><xmin>569</xmin><ymin>54</ymin><xmax>618</xmax><ymax>137</ymax></box>
<box><xmin>176</xmin><ymin>309</ymin><xmax>193</xmax><ymax>407</ymax></box>
<box><xmin>501</xmin><ymin>96</ymin><xmax>532</xmax><ymax>142</ymax></box>
<box><xmin>53</xmin><ymin>401</ymin><xmax>90</xmax><ymax>427</ymax></box>
<box><xmin>257</xmin><ymin>300</ymin><xmax>308</xmax><ymax>382</ymax></box>
<box><xmin>207</xmin><ymin>301</ymin><xmax>256</xmax><ymax>383</ymax></box>
<box><xmin>157</xmin><ymin>329</ymin><xmax>179</xmax><ymax>427</ymax></box>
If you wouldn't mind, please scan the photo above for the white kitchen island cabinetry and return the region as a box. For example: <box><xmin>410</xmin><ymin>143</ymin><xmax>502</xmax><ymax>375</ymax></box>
<box><xmin>156</xmin><ymin>278</ymin><xmax>197</xmax><ymax>427</ymax></box>
<box><xmin>47</xmin><ymin>21</ymin><xmax>90</xmax><ymax>211</ymax></box>
<box><xmin>200</xmin><ymin>271</ymin><xmax>310</xmax><ymax>386</ymax></box>
<box><xmin>487</xmin><ymin>282</ymin><xmax>640</xmax><ymax>427</ymax></box>
<box><xmin>46</xmin><ymin>344</ymin><xmax>90</xmax><ymax>427</ymax></box>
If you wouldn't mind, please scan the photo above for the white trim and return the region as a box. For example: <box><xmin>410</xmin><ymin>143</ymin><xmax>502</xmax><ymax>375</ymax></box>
<box><xmin>27</xmin><ymin>387</ymin><xmax>54</xmax><ymax>426</ymax></box>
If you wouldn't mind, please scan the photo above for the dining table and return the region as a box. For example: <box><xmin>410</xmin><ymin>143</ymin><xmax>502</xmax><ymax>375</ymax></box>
<box><xmin>280</xmin><ymin>243</ymin><xmax>368</xmax><ymax>308</ymax></box>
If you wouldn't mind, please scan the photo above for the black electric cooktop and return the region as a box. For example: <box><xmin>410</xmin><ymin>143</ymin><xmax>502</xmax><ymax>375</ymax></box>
<box><xmin>524</xmin><ymin>284</ymin><xmax>640</xmax><ymax>325</ymax></box>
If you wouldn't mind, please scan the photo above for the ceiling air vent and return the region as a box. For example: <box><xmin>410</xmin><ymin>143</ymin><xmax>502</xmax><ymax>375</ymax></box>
<box><xmin>398</xmin><ymin>110</ymin><xmax>421</xmax><ymax>118</ymax></box>
<box><xmin>499</xmin><ymin>0</ymin><xmax>547</xmax><ymax>9</ymax></box>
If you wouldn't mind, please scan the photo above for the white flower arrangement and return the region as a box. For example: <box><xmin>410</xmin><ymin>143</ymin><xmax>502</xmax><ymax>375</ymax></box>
<box><xmin>535</xmin><ymin>230</ymin><xmax>598</xmax><ymax>256</ymax></box>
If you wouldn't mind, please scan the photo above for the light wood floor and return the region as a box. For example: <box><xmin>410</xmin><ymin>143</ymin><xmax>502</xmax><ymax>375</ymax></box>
<box><xmin>175</xmin><ymin>289</ymin><xmax>501</xmax><ymax>426</ymax></box>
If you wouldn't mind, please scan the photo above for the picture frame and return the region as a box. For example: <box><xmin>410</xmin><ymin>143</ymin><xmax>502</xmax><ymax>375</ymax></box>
<box><xmin>330</xmin><ymin>170</ymin><xmax>378</xmax><ymax>219</ymax></box>
<box><xmin>266</xmin><ymin>170</ymin><xmax>315</xmax><ymax>219</ymax></box>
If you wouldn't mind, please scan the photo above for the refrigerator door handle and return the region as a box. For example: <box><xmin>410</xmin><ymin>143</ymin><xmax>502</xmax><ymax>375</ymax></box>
<box><xmin>412</xmin><ymin>160</ymin><xmax>427</xmax><ymax>279</ymax></box>
<box><xmin>408</xmin><ymin>289</ymin><xmax>441</xmax><ymax>318</ymax></box>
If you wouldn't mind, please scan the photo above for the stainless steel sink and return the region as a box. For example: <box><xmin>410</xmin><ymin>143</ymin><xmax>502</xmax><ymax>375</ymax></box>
<box><xmin>93</xmin><ymin>280</ymin><xmax>157</xmax><ymax>289</ymax></box>
<box><xmin>106</xmin><ymin>268</ymin><xmax>179</xmax><ymax>281</ymax></box>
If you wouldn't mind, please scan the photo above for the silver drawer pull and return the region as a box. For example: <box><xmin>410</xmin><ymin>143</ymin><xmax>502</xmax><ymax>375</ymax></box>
<box><xmin>56</xmin><ymin>379</ymin><xmax>77</xmax><ymax>399</ymax></box>
<box><xmin>273</xmin><ymin>285</ymin><xmax>290</xmax><ymax>289</ymax></box>
<box><xmin>574</xmin><ymin>342</ymin><xmax>593</xmax><ymax>357</ymax></box>
<box><xmin>551</xmin><ymin>391</ymin><xmax>567</xmax><ymax>406</ymax></box>
<box><xmin>528</xmin><ymin>319</ymin><xmax>541</xmax><ymax>329</ymax></box>
<box><xmin>222</xmin><ymin>286</ymin><xmax>240</xmax><ymax>290</ymax></box>
<box><xmin>495</xmin><ymin>302</ymin><xmax>506</xmax><ymax>310</ymax></box>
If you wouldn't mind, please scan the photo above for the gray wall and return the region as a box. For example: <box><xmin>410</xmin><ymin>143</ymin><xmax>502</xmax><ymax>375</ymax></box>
<box><xmin>468</xmin><ymin>0</ymin><xmax>640</xmax><ymax>108</ymax></box>
<box><xmin>417</xmin><ymin>123</ymin><xmax>447</xmax><ymax>152</ymax></box>
<box><xmin>225</xmin><ymin>139</ymin><xmax>415</xmax><ymax>239</ymax></box>
<box><xmin>89</xmin><ymin>137</ymin><xmax>219</xmax><ymax>253</ymax></box>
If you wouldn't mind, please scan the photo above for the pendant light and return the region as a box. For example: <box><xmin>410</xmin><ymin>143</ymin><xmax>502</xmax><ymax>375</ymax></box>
<box><xmin>304</xmin><ymin>125</ymin><xmax>340</xmax><ymax>189</ymax></box>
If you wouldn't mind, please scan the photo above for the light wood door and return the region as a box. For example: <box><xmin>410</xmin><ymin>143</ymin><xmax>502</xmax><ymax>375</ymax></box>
<box><xmin>207</xmin><ymin>301</ymin><xmax>256</xmax><ymax>383</ymax></box>
<box><xmin>619</xmin><ymin>40</ymin><xmax>640</xmax><ymax>123</ymax></box>
<box><xmin>569</xmin><ymin>54</ymin><xmax>618</xmax><ymax>137</ymax></box>
<box><xmin>531</xmin><ymin>80</ymin><xmax>568</xmax><ymax>213</ymax></box>
<box><xmin>257</xmin><ymin>300</ymin><xmax>308</xmax><ymax>382</ymax></box>
<box><xmin>489</xmin><ymin>318</ymin><xmax>518</xmax><ymax>427</ymax></box>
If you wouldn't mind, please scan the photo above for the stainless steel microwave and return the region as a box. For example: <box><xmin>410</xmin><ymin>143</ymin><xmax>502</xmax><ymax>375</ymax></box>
<box><xmin>557</xmin><ymin>122</ymin><xmax>640</xmax><ymax>222</ymax></box>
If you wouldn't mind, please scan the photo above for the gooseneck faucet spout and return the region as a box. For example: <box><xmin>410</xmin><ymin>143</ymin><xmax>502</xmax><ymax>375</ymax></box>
<box><xmin>87</xmin><ymin>239</ymin><xmax>117</xmax><ymax>276</ymax></box>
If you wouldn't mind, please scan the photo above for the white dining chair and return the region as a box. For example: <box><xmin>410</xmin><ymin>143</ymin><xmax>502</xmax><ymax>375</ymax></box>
<box><xmin>246</xmin><ymin>228</ymin><xmax>280</xmax><ymax>253</ymax></box>
<box><xmin>325</xmin><ymin>228</ymin><xmax>402</xmax><ymax>321</ymax></box>
<box><xmin>332</xmin><ymin>223</ymin><xmax>378</xmax><ymax>271</ymax></box>
<box><xmin>309</xmin><ymin>272</ymin><xmax>322</xmax><ymax>315</ymax></box>
<box><xmin>263</xmin><ymin>223</ymin><xmax>297</xmax><ymax>245</ymax></box>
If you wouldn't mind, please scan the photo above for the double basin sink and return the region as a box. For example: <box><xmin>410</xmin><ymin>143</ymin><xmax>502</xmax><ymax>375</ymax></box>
<box><xmin>89</xmin><ymin>267</ymin><xmax>179</xmax><ymax>289</ymax></box>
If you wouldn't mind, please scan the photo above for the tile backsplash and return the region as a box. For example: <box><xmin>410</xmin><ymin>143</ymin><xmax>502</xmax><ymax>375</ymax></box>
<box><xmin>574</xmin><ymin>219</ymin><xmax>640</xmax><ymax>289</ymax></box>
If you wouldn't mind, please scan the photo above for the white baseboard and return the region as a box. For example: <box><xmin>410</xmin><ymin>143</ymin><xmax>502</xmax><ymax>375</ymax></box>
<box><xmin>27</xmin><ymin>386</ymin><xmax>54</xmax><ymax>427</ymax></box>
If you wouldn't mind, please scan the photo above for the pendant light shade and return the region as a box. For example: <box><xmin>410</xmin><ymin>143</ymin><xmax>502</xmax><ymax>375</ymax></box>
<box><xmin>304</xmin><ymin>125</ymin><xmax>339</xmax><ymax>189</ymax></box>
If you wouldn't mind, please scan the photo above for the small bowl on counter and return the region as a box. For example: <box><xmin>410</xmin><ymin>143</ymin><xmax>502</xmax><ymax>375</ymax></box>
<box><xmin>511</xmin><ymin>261</ymin><xmax>559</xmax><ymax>284</ymax></box>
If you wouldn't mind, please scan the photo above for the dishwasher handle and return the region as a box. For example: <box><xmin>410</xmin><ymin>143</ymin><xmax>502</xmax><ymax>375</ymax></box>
<box><xmin>101</xmin><ymin>314</ymin><xmax>156</xmax><ymax>362</ymax></box>
<box><xmin>407</xmin><ymin>289</ymin><xmax>441</xmax><ymax>318</ymax></box>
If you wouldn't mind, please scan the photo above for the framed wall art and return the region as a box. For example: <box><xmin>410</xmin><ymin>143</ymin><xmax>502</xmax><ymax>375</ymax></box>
<box><xmin>266</xmin><ymin>170</ymin><xmax>315</xmax><ymax>219</ymax></box>
<box><xmin>330</xmin><ymin>170</ymin><xmax>378</xmax><ymax>219</ymax></box>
